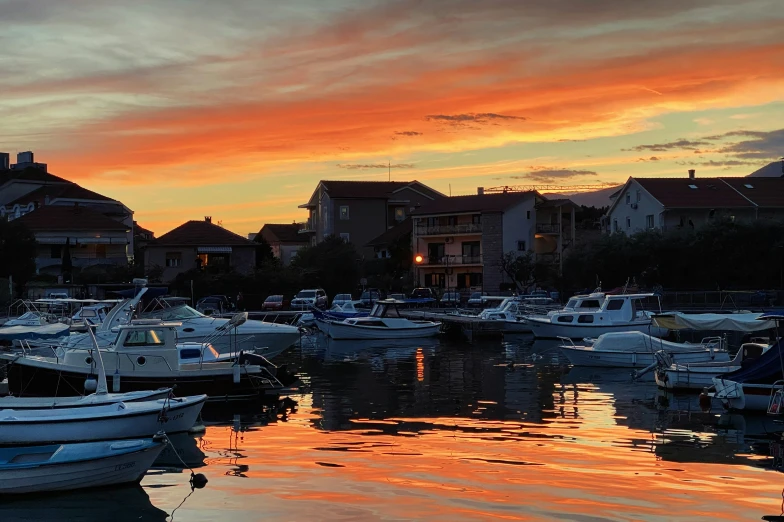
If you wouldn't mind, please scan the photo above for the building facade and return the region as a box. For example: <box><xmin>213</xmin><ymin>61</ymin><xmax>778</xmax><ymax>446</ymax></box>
<box><xmin>412</xmin><ymin>190</ymin><xmax>577</xmax><ymax>293</ymax></box>
<box><xmin>299</xmin><ymin>180</ymin><xmax>445</xmax><ymax>256</ymax></box>
<box><xmin>257</xmin><ymin>223</ymin><xmax>309</xmax><ymax>265</ymax></box>
<box><xmin>605</xmin><ymin>172</ymin><xmax>784</xmax><ymax>235</ymax></box>
<box><xmin>0</xmin><ymin>151</ymin><xmax>135</xmax><ymax>259</ymax></box>
<box><xmin>145</xmin><ymin>217</ymin><xmax>257</xmax><ymax>282</ymax></box>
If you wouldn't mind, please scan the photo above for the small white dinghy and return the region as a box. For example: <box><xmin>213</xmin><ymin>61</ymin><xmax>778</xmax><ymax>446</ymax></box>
<box><xmin>0</xmin><ymin>389</ymin><xmax>172</xmax><ymax>410</ymax></box>
<box><xmin>0</xmin><ymin>437</ymin><xmax>166</xmax><ymax>494</ymax></box>
<box><xmin>559</xmin><ymin>331</ymin><xmax>730</xmax><ymax>368</ymax></box>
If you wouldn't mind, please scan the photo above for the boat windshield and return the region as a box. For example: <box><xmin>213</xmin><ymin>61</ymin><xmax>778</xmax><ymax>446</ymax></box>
<box><xmin>16</xmin><ymin>312</ymin><xmax>40</xmax><ymax>321</ymax></box>
<box><xmin>153</xmin><ymin>305</ymin><xmax>204</xmax><ymax>321</ymax></box>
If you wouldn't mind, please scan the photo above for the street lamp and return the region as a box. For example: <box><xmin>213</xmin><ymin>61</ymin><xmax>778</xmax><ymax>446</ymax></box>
<box><xmin>414</xmin><ymin>254</ymin><xmax>424</xmax><ymax>288</ymax></box>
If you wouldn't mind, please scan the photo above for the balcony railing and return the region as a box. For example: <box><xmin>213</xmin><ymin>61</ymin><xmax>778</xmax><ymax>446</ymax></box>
<box><xmin>416</xmin><ymin>223</ymin><xmax>482</xmax><ymax>236</ymax></box>
<box><xmin>298</xmin><ymin>220</ymin><xmax>315</xmax><ymax>234</ymax></box>
<box><xmin>421</xmin><ymin>254</ymin><xmax>483</xmax><ymax>266</ymax></box>
<box><xmin>536</xmin><ymin>223</ymin><xmax>562</xmax><ymax>234</ymax></box>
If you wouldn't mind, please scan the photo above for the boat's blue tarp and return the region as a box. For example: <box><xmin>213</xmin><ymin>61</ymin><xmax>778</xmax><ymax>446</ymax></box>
<box><xmin>0</xmin><ymin>323</ymin><xmax>70</xmax><ymax>341</ymax></box>
<box><xmin>720</xmin><ymin>339</ymin><xmax>783</xmax><ymax>384</ymax></box>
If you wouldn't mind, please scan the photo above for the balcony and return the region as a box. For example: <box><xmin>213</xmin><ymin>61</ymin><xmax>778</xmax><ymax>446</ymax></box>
<box><xmin>419</xmin><ymin>254</ymin><xmax>483</xmax><ymax>267</ymax></box>
<box><xmin>535</xmin><ymin>223</ymin><xmax>562</xmax><ymax>234</ymax></box>
<box><xmin>298</xmin><ymin>220</ymin><xmax>315</xmax><ymax>234</ymax></box>
<box><xmin>415</xmin><ymin>223</ymin><xmax>482</xmax><ymax>236</ymax></box>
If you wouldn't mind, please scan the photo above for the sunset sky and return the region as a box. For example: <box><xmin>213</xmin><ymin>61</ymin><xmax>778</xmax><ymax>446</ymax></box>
<box><xmin>2</xmin><ymin>0</ymin><xmax>784</xmax><ymax>235</ymax></box>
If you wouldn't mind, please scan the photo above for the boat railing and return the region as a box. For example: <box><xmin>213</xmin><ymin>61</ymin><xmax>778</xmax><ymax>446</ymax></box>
<box><xmin>768</xmin><ymin>380</ymin><xmax>784</xmax><ymax>415</ymax></box>
<box><xmin>557</xmin><ymin>336</ymin><xmax>577</xmax><ymax>347</ymax></box>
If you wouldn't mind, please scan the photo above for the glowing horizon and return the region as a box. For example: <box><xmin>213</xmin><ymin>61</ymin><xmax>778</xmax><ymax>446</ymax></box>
<box><xmin>2</xmin><ymin>0</ymin><xmax>784</xmax><ymax>235</ymax></box>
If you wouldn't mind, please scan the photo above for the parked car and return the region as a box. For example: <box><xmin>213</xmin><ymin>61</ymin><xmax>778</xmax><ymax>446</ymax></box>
<box><xmin>467</xmin><ymin>292</ymin><xmax>487</xmax><ymax>307</ymax></box>
<box><xmin>196</xmin><ymin>295</ymin><xmax>232</xmax><ymax>315</ymax></box>
<box><xmin>440</xmin><ymin>290</ymin><xmax>462</xmax><ymax>307</ymax></box>
<box><xmin>332</xmin><ymin>293</ymin><xmax>353</xmax><ymax>307</ymax></box>
<box><xmin>358</xmin><ymin>290</ymin><xmax>382</xmax><ymax>308</ymax></box>
<box><xmin>262</xmin><ymin>295</ymin><xmax>287</xmax><ymax>311</ymax></box>
<box><xmin>410</xmin><ymin>288</ymin><xmax>436</xmax><ymax>300</ymax></box>
<box><xmin>290</xmin><ymin>289</ymin><xmax>328</xmax><ymax>310</ymax></box>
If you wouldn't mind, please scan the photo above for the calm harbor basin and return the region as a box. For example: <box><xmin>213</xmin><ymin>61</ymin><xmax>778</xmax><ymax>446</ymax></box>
<box><xmin>4</xmin><ymin>336</ymin><xmax>782</xmax><ymax>521</ymax></box>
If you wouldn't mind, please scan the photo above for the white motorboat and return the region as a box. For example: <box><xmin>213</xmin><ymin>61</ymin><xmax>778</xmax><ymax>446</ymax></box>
<box><xmin>0</xmin><ymin>388</ymin><xmax>172</xmax><ymax>410</ymax></box>
<box><xmin>655</xmin><ymin>343</ymin><xmax>769</xmax><ymax>390</ymax></box>
<box><xmin>138</xmin><ymin>298</ymin><xmax>300</xmax><ymax>358</ymax></box>
<box><xmin>559</xmin><ymin>331</ymin><xmax>730</xmax><ymax>368</ymax></box>
<box><xmin>2</xmin><ymin>320</ymin><xmax>298</xmax><ymax>400</ymax></box>
<box><xmin>0</xmin><ymin>437</ymin><xmax>166</xmax><ymax>494</ymax></box>
<box><xmin>317</xmin><ymin>300</ymin><xmax>441</xmax><ymax>340</ymax></box>
<box><xmin>524</xmin><ymin>293</ymin><xmax>668</xmax><ymax>339</ymax></box>
<box><xmin>475</xmin><ymin>297</ymin><xmax>531</xmax><ymax>333</ymax></box>
<box><xmin>0</xmin><ymin>311</ymin><xmax>70</xmax><ymax>343</ymax></box>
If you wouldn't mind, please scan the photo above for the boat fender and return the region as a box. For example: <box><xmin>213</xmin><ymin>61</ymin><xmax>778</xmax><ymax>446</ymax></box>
<box><xmin>84</xmin><ymin>376</ymin><xmax>98</xmax><ymax>393</ymax></box>
<box><xmin>233</xmin><ymin>364</ymin><xmax>241</xmax><ymax>384</ymax></box>
<box><xmin>698</xmin><ymin>392</ymin><xmax>711</xmax><ymax>412</ymax></box>
<box><xmin>113</xmin><ymin>369</ymin><xmax>121</xmax><ymax>393</ymax></box>
<box><xmin>190</xmin><ymin>473</ymin><xmax>208</xmax><ymax>489</ymax></box>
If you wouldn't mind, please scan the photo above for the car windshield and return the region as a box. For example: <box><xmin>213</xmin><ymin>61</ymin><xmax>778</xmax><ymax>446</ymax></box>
<box><xmin>297</xmin><ymin>291</ymin><xmax>316</xmax><ymax>298</ymax></box>
<box><xmin>470</xmin><ymin>292</ymin><xmax>481</xmax><ymax>299</ymax></box>
<box><xmin>266</xmin><ymin>296</ymin><xmax>282</xmax><ymax>302</ymax></box>
<box><xmin>361</xmin><ymin>292</ymin><xmax>378</xmax><ymax>299</ymax></box>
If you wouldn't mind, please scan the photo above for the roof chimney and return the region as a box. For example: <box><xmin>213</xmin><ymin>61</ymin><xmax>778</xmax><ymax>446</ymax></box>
<box><xmin>477</xmin><ymin>187</ymin><xmax>485</xmax><ymax>195</ymax></box>
<box><xmin>688</xmin><ymin>169</ymin><xmax>695</xmax><ymax>179</ymax></box>
<box><xmin>205</xmin><ymin>216</ymin><xmax>212</xmax><ymax>223</ymax></box>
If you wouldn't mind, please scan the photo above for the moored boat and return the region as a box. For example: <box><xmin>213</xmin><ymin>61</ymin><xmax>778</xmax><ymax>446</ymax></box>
<box><xmin>0</xmin><ymin>438</ymin><xmax>166</xmax><ymax>494</ymax></box>
<box><xmin>317</xmin><ymin>300</ymin><xmax>441</xmax><ymax>340</ymax></box>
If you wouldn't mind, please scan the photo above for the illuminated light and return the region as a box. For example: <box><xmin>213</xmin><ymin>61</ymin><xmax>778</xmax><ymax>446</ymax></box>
<box><xmin>414</xmin><ymin>254</ymin><xmax>424</xmax><ymax>264</ymax></box>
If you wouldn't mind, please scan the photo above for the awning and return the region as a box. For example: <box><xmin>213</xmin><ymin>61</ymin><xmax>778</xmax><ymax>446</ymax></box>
<box><xmin>197</xmin><ymin>246</ymin><xmax>232</xmax><ymax>253</ymax></box>
<box><xmin>652</xmin><ymin>312</ymin><xmax>777</xmax><ymax>332</ymax></box>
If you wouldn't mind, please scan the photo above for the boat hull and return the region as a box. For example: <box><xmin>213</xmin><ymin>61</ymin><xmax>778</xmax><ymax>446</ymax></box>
<box><xmin>655</xmin><ymin>365</ymin><xmax>740</xmax><ymax>390</ymax></box>
<box><xmin>0</xmin><ymin>389</ymin><xmax>172</xmax><ymax>409</ymax></box>
<box><xmin>561</xmin><ymin>346</ymin><xmax>729</xmax><ymax>368</ymax></box>
<box><xmin>320</xmin><ymin>319</ymin><xmax>441</xmax><ymax>340</ymax></box>
<box><xmin>712</xmin><ymin>378</ymin><xmax>776</xmax><ymax>411</ymax></box>
<box><xmin>5</xmin><ymin>362</ymin><xmax>275</xmax><ymax>401</ymax></box>
<box><xmin>0</xmin><ymin>441</ymin><xmax>165</xmax><ymax>494</ymax></box>
<box><xmin>527</xmin><ymin>319</ymin><xmax>667</xmax><ymax>340</ymax></box>
<box><xmin>0</xmin><ymin>396</ymin><xmax>206</xmax><ymax>444</ymax></box>
<box><xmin>181</xmin><ymin>330</ymin><xmax>300</xmax><ymax>359</ymax></box>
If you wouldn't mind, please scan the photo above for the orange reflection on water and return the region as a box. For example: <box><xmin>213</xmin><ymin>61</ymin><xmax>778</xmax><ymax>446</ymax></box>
<box><xmin>416</xmin><ymin>347</ymin><xmax>425</xmax><ymax>382</ymax></box>
<box><xmin>141</xmin><ymin>382</ymin><xmax>782</xmax><ymax>521</ymax></box>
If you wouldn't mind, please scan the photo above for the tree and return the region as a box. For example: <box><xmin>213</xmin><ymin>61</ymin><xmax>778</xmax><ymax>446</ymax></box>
<box><xmin>253</xmin><ymin>235</ymin><xmax>276</xmax><ymax>266</ymax></box>
<box><xmin>499</xmin><ymin>251</ymin><xmax>555</xmax><ymax>293</ymax></box>
<box><xmin>290</xmin><ymin>235</ymin><xmax>360</xmax><ymax>297</ymax></box>
<box><xmin>0</xmin><ymin>219</ymin><xmax>37</xmax><ymax>296</ymax></box>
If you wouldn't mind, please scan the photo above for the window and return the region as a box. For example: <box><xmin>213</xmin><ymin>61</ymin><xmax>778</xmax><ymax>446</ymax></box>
<box><xmin>165</xmin><ymin>252</ymin><xmax>182</xmax><ymax>267</ymax></box>
<box><xmin>526</xmin><ymin>210</ymin><xmax>531</xmax><ymax>220</ymax></box>
<box><xmin>425</xmin><ymin>273</ymin><xmax>446</xmax><ymax>288</ymax></box>
<box><xmin>472</xmin><ymin>214</ymin><xmax>481</xmax><ymax>224</ymax></box>
<box><xmin>124</xmin><ymin>329</ymin><xmax>166</xmax><ymax>346</ymax></box>
<box><xmin>606</xmin><ymin>299</ymin><xmax>624</xmax><ymax>310</ymax></box>
<box><xmin>517</xmin><ymin>241</ymin><xmax>526</xmax><ymax>251</ymax></box>
<box><xmin>579</xmin><ymin>299</ymin><xmax>602</xmax><ymax>308</ymax></box>
<box><xmin>577</xmin><ymin>315</ymin><xmax>594</xmax><ymax>324</ymax></box>
<box><xmin>688</xmin><ymin>184</ymin><xmax>698</xmax><ymax>190</ymax></box>
<box><xmin>626</xmin><ymin>217</ymin><xmax>631</xmax><ymax>228</ymax></box>
<box><xmin>447</xmin><ymin>216</ymin><xmax>457</xmax><ymax>226</ymax></box>
<box><xmin>50</xmin><ymin>245</ymin><xmax>62</xmax><ymax>259</ymax></box>
<box><xmin>339</xmin><ymin>233</ymin><xmax>350</xmax><ymax>242</ymax></box>
<box><xmin>636</xmin><ymin>190</ymin><xmax>641</xmax><ymax>202</ymax></box>
<box><xmin>645</xmin><ymin>215</ymin><xmax>654</xmax><ymax>229</ymax></box>
<box><xmin>744</xmin><ymin>184</ymin><xmax>754</xmax><ymax>189</ymax></box>
<box><xmin>426</xmin><ymin>217</ymin><xmax>438</xmax><ymax>227</ymax></box>
<box><xmin>556</xmin><ymin>315</ymin><xmax>574</xmax><ymax>323</ymax></box>
<box><xmin>462</xmin><ymin>241</ymin><xmax>480</xmax><ymax>262</ymax></box>
<box><xmin>626</xmin><ymin>193</ymin><xmax>631</xmax><ymax>204</ymax></box>
<box><xmin>613</xmin><ymin>219</ymin><xmax>619</xmax><ymax>232</ymax></box>
<box><xmin>339</xmin><ymin>205</ymin><xmax>349</xmax><ymax>220</ymax></box>
<box><xmin>428</xmin><ymin>242</ymin><xmax>445</xmax><ymax>263</ymax></box>
<box><xmin>394</xmin><ymin>207</ymin><xmax>405</xmax><ymax>221</ymax></box>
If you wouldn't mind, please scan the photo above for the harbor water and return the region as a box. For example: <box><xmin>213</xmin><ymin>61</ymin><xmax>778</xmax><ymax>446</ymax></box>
<box><xmin>3</xmin><ymin>335</ymin><xmax>783</xmax><ymax>521</ymax></box>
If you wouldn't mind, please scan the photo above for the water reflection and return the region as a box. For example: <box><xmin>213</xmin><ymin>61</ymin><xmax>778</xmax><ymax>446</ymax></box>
<box><xmin>7</xmin><ymin>335</ymin><xmax>784</xmax><ymax>520</ymax></box>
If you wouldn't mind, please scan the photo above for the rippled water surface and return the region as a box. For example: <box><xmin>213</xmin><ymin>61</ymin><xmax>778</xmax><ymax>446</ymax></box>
<box><xmin>3</xmin><ymin>336</ymin><xmax>784</xmax><ymax>521</ymax></box>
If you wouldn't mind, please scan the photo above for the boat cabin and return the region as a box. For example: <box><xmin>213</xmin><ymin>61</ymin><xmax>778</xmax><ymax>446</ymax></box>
<box><xmin>547</xmin><ymin>293</ymin><xmax>660</xmax><ymax>325</ymax></box>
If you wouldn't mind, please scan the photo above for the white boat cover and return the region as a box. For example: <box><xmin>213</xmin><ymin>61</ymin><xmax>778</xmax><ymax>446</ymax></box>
<box><xmin>590</xmin><ymin>331</ymin><xmax>711</xmax><ymax>353</ymax></box>
<box><xmin>0</xmin><ymin>323</ymin><xmax>70</xmax><ymax>341</ymax></box>
<box><xmin>652</xmin><ymin>312</ymin><xmax>776</xmax><ymax>332</ymax></box>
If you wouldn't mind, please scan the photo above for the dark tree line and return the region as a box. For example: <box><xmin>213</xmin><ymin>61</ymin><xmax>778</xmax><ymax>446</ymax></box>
<box><xmin>562</xmin><ymin>219</ymin><xmax>784</xmax><ymax>292</ymax></box>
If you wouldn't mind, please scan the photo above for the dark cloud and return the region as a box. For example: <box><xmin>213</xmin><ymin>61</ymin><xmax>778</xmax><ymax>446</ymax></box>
<box><xmin>624</xmin><ymin>139</ymin><xmax>709</xmax><ymax>152</ymax></box>
<box><xmin>336</xmin><ymin>163</ymin><xmax>415</xmax><ymax>170</ymax></box>
<box><xmin>676</xmin><ymin>159</ymin><xmax>759</xmax><ymax>167</ymax></box>
<box><xmin>715</xmin><ymin>128</ymin><xmax>784</xmax><ymax>159</ymax></box>
<box><xmin>509</xmin><ymin>168</ymin><xmax>597</xmax><ymax>183</ymax></box>
<box><xmin>425</xmin><ymin>113</ymin><xmax>526</xmax><ymax>126</ymax></box>
<box><xmin>637</xmin><ymin>156</ymin><xmax>660</xmax><ymax>162</ymax></box>
<box><xmin>394</xmin><ymin>131</ymin><xmax>423</xmax><ymax>136</ymax></box>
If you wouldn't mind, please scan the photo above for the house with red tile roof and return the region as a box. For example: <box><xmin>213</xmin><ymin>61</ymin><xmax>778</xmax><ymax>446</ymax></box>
<box><xmin>0</xmin><ymin>151</ymin><xmax>135</xmax><ymax>259</ymax></box>
<box><xmin>145</xmin><ymin>217</ymin><xmax>258</xmax><ymax>282</ymax></box>
<box><xmin>411</xmin><ymin>189</ymin><xmax>578</xmax><ymax>293</ymax></box>
<box><xmin>298</xmin><ymin>180</ymin><xmax>445</xmax><ymax>256</ymax></box>
<box><xmin>605</xmin><ymin>170</ymin><xmax>784</xmax><ymax>235</ymax></box>
<box><xmin>14</xmin><ymin>204</ymin><xmax>131</xmax><ymax>276</ymax></box>
<box><xmin>256</xmin><ymin>223</ymin><xmax>308</xmax><ymax>265</ymax></box>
